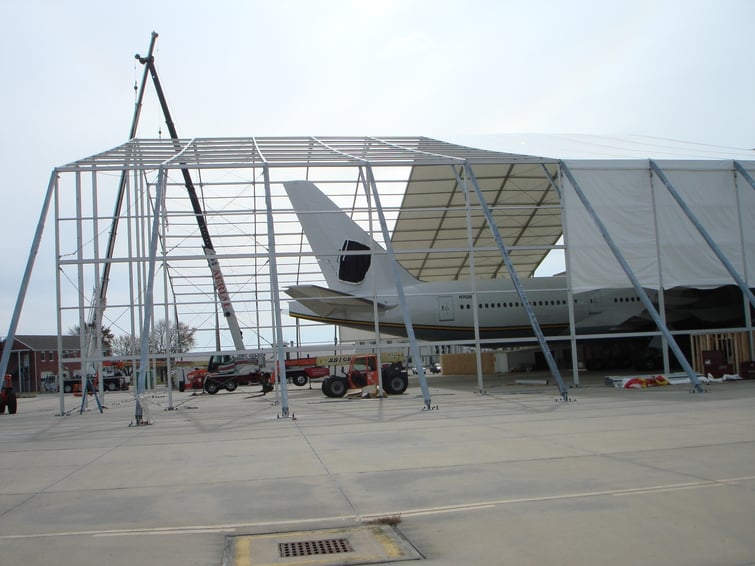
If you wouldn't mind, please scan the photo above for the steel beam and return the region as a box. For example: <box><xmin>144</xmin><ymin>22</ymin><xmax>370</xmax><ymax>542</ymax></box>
<box><xmin>134</xmin><ymin>168</ymin><xmax>167</xmax><ymax>424</ymax></box>
<box><xmin>465</xmin><ymin>162</ymin><xmax>570</xmax><ymax>401</ymax></box>
<box><xmin>733</xmin><ymin>160</ymin><xmax>755</xmax><ymax>190</ymax></box>
<box><xmin>0</xmin><ymin>173</ymin><xmax>58</xmax><ymax>385</ymax></box>
<box><xmin>263</xmin><ymin>166</ymin><xmax>290</xmax><ymax>417</ymax></box>
<box><xmin>364</xmin><ymin>165</ymin><xmax>433</xmax><ymax>410</ymax></box>
<box><xmin>452</xmin><ymin>164</ymin><xmax>486</xmax><ymax>394</ymax></box>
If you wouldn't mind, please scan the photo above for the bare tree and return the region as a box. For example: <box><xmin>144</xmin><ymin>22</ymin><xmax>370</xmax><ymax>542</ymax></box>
<box><xmin>113</xmin><ymin>320</ymin><xmax>196</xmax><ymax>356</ymax></box>
<box><xmin>68</xmin><ymin>324</ymin><xmax>114</xmax><ymax>352</ymax></box>
<box><xmin>111</xmin><ymin>334</ymin><xmax>140</xmax><ymax>356</ymax></box>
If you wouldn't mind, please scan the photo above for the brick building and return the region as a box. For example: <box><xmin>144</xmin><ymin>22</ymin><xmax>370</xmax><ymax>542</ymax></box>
<box><xmin>0</xmin><ymin>335</ymin><xmax>82</xmax><ymax>393</ymax></box>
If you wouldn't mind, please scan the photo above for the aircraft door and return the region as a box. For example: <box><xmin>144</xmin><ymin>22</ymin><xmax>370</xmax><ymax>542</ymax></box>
<box><xmin>588</xmin><ymin>292</ymin><xmax>603</xmax><ymax>314</ymax></box>
<box><xmin>438</xmin><ymin>296</ymin><xmax>454</xmax><ymax>321</ymax></box>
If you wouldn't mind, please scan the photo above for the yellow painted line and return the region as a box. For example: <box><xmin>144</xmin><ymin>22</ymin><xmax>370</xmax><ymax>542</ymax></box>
<box><xmin>233</xmin><ymin>535</ymin><xmax>251</xmax><ymax>566</ymax></box>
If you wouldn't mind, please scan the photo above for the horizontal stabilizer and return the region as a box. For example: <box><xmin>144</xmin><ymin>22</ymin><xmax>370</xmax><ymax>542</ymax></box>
<box><xmin>286</xmin><ymin>285</ymin><xmax>389</xmax><ymax>311</ymax></box>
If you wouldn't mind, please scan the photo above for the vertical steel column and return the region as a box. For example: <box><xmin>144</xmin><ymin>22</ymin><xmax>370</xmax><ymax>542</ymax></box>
<box><xmin>561</xmin><ymin>162</ymin><xmax>703</xmax><ymax>391</ymax></box>
<box><xmin>54</xmin><ymin>176</ymin><xmax>65</xmax><ymax>414</ymax></box>
<box><xmin>263</xmin><ymin>166</ymin><xmax>290</xmax><ymax>417</ymax></box>
<box><xmin>452</xmin><ymin>165</ymin><xmax>485</xmax><ymax>393</ymax></box>
<box><xmin>648</xmin><ymin>165</ymin><xmax>671</xmax><ymax>374</ymax></box>
<box><xmin>465</xmin><ymin>163</ymin><xmax>569</xmax><ymax>401</ymax></box>
<box><xmin>364</xmin><ymin>166</ymin><xmax>432</xmax><ymax>409</ymax></box>
<box><xmin>650</xmin><ymin>160</ymin><xmax>755</xmax><ymax>309</ymax></box>
<box><xmin>90</xmin><ymin>170</ymin><xmax>105</xmax><ymax>400</ymax></box>
<box><xmin>134</xmin><ymin>167</ymin><xmax>166</xmax><ymax>424</ymax></box>
<box><xmin>732</xmin><ymin>161</ymin><xmax>755</xmax><ymax>358</ymax></box>
<box><xmin>161</xmin><ymin>204</ymin><xmax>174</xmax><ymax>410</ymax></box>
<box><xmin>541</xmin><ymin>164</ymin><xmax>581</xmax><ymax>387</ymax></box>
<box><xmin>359</xmin><ymin>167</ymin><xmax>385</xmax><ymax>392</ymax></box>
<box><xmin>75</xmin><ymin>171</ymin><xmax>88</xmax><ymax>409</ymax></box>
<box><xmin>126</xmin><ymin>171</ymin><xmax>138</xmax><ymax>378</ymax></box>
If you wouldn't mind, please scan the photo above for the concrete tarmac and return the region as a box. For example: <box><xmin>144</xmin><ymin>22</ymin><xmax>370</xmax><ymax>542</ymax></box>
<box><xmin>1</xmin><ymin>374</ymin><xmax>754</xmax><ymax>565</ymax></box>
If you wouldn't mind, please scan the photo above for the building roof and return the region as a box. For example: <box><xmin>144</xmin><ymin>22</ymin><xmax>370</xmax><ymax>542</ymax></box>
<box><xmin>6</xmin><ymin>335</ymin><xmax>81</xmax><ymax>351</ymax></box>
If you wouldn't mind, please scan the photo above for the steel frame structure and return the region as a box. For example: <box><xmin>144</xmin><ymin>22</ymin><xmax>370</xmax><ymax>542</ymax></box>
<box><xmin>2</xmin><ymin>137</ymin><xmax>754</xmax><ymax>416</ymax></box>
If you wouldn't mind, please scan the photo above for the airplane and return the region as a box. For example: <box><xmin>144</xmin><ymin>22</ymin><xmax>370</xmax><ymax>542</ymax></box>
<box><xmin>282</xmin><ymin>180</ymin><xmax>666</xmax><ymax>342</ymax></box>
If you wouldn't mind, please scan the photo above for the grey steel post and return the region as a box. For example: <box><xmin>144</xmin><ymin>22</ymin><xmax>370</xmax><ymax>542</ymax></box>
<box><xmin>561</xmin><ymin>162</ymin><xmax>703</xmax><ymax>391</ymax></box>
<box><xmin>0</xmin><ymin>172</ymin><xmax>58</xmax><ymax>387</ymax></box>
<box><xmin>134</xmin><ymin>168</ymin><xmax>167</xmax><ymax>424</ymax></box>
<box><xmin>732</xmin><ymin>160</ymin><xmax>755</xmax><ymax>358</ymax></box>
<box><xmin>364</xmin><ymin>166</ymin><xmax>433</xmax><ymax>409</ymax></box>
<box><xmin>648</xmin><ymin>165</ymin><xmax>672</xmax><ymax>374</ymax></box>
<box><xmin>263</xmin><ymin>166</ymin><xmax>290</xmax><ymax>417</ymax></box>
<box><xmin>359</xmin><ymin>167</ymin><xmax>385</xmax><ymax>393</ymax></box>
<box><xmin>54</xmin><ymin>177</ymin><xmax>65</xmax><ymax>414</ymax></box>
<box><xmin>650</xmin><ymin>160</ymin><xmax>755</xmax><ymax>310</ymax></box>
<box><xmin>452</xmin><ymin>164</ymin><xmax>486</xmax><ymax>394</ymax></box>
<box><xmin>540</xmin><ymin>164</ymin><xmax>581</xmax><ymax>387</ymax></box>
<box><xmin>465</xmin><ymin>162</ymin><xmax>569</xmax><ymax>401</ymax></box>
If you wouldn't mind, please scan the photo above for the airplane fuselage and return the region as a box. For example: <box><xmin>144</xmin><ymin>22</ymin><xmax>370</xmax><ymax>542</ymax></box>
<box><xmin>289</xmin><ymin>276</ymin><xmax>649</xmax><ymax>341</ymax></box>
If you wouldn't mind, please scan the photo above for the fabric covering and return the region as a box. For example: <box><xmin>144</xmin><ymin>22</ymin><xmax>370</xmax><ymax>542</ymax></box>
<box><xmin>562</xmin><ymin>159</ymin><xmax>755</xmax><ymax>292</ymax></box>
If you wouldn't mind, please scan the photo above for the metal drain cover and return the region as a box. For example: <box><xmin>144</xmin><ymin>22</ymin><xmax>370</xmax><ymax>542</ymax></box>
<box><xmin>279</xmin><ymin>538</ymin><xmax>353</xmax><ymax>557</ymax></box>
<box><xmin>224</xmin><ymin>524</ymin><xmax>422</xmax><ymax>565</ymax></box>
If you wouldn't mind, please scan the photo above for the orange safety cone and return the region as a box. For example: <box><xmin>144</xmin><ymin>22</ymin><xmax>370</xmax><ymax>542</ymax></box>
<box><xmin>73</xmin><ymin>383</ymin><xmax>82</xmax><ymax>397</ymax></box>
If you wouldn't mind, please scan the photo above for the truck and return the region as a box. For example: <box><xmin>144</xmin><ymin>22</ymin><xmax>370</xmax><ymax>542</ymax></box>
<box><xmin>63</xmin><ymin>375</ymin><xmax>128</xmax><ymax>393</ymax></box>
<box><xmin>186</xmin><ymin>354</ymin><xmax>273</xmax><ymax>394</ymax></box>
<box><xmin>63</xmin><ymin>361</ymin><xmax>130</xmax><ymax>393</ymax></box>
<box><xmin>283</xmin><ymin>357</ymin><xmax>332</xmax><ymax>386</ymax></box>
<box><xmin>320</xmin><ymin>353</ymin><xmax>409</xmax><ymax>398</ymax></box>
<box><xmin>186</xmin><ymin>355</ymin><xmax>328</xmax><ymax>393</ymax></box>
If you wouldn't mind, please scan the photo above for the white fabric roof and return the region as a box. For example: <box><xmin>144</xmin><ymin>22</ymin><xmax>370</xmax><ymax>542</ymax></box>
<box><xmin>392</xmin><ymin>162</ymin><xmax>561</xmax><ymax>281</ymax></box>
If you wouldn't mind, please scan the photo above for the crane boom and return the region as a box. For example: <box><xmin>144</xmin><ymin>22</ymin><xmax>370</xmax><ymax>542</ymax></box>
<box><xmin>136</xmin><ymin>38</ymin><xmax>245</xmax><ymax>351</ymax></box>
<box><xmin>82</xmin><ymin>32</ymin><xmax>159</xmax><ymax>384</ymax></box>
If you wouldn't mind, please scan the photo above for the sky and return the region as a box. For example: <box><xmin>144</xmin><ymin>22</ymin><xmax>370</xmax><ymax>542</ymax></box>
<box><xmin>1</xmin><ymin>0</ymin><xmax>754</xmax><ymax>338</ymax></box>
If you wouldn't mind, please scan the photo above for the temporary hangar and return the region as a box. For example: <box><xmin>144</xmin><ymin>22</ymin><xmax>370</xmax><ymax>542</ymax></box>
<box><xmin>1</xmin><ymin>136</ymin><xmax>754</xmax><ymax>412</ymax></box>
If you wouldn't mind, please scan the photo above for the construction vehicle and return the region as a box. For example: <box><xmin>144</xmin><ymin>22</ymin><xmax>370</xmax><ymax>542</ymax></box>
<box><xmin>0</xmin><ymin>374</ymin><xmax>17</xmax><ymax>414</ymax></box>
<box><xmin>62</xmin><ymin>361</ymin><xmax>129</xmax><ymax>393</ymax></box>
<box><xmin>187</xmin><ymin>354</ymin><xmax>273</xmax><ymax>394</ymax></box>
<box><xmin>284</xmin><ymin>357</ymin><xmax>332</xmax><ymax>386</ymax></box>
<box><xmin>320</xmin><ymin>353</ymin><xmax>409</xmax><ymax>398</ymax></box>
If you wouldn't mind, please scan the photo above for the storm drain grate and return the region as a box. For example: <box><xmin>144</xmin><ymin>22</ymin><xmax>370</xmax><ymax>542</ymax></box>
<box><xmin>279</xmin><ymin>538</ymin><xmax>354</xmax><ymax>558</ymax></box>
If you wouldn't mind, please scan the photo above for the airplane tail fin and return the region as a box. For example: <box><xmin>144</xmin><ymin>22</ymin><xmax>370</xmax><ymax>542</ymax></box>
<box><xmin>283</xmin><ymin>180</ymin><xmax>419</xmax><ymax>295</ymax></box>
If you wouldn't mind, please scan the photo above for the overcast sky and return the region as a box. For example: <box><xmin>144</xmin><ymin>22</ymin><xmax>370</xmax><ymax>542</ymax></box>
<box><xmin>1</xmin><ymin>0</ymin><xmax>754</xmax><ymax>336</ymax></box>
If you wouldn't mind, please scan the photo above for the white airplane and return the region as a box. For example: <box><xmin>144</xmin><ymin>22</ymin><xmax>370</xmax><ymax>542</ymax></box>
<box><xmin>283</xmin><ymin>180</ymin><xmax>658</xmax><ymax>341</ymax></box>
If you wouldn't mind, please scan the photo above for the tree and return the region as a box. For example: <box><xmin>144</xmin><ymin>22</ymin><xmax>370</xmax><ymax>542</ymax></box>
<box><xmin>112</xmin><ymin>320</ymin><xmax>196</xmax><ymax>356</ymax></box>
<box><xmin>68</xmin><ymin>324</ymin><xmax>114</xmax><ymax>352</ymax></box>
<box><xmin>111</xmin><ymin>334</ymin><xmax>140</xmax><ymax>356</ymax></box>
<box><xmin>149</xmin><ymin>319</ymin><xmax>197</xmax><ymax>354</ymax></box>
